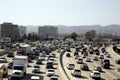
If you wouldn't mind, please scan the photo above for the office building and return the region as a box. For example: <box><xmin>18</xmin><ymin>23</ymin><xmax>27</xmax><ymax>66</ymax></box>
<box><xmin>18</xmin><ymin>26</ymin><xmax>26</xmax><ymax>38</ymax></box>
<box><xmin>38</xmin><ymin>26</ymin><xmax>58</xmax><ymax>40</ymax></box>
<box><xmin>0</xmin><ymin>22</ymin><xmax>20</xmax><ymax>40</ymax></box>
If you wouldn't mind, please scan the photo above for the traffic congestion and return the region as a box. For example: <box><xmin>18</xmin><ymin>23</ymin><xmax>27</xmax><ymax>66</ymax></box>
<box><xmin>0</xmin><ymin>40</ymin><xmax>120</xmax><ymax>80</ymax></box>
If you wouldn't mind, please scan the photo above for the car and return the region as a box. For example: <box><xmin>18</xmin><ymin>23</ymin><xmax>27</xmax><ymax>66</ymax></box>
<box><xmin>93</xmin><ymin>55</ymin><xmax>98</xmax><ymax>61</ymax></box>
<box><xmin>80</xmin><ymin>63</ymin><xmax>89</xmax><ymax>71</ymax></box>
<box><xmin>66</xmin><ymin>53</ymin><xmax>70</xmax><ymax>57</ymax></box>
<box><xmin>117</xmin><ymin>67</ymin><xmax>120</xmax><ymax>72</ymax></box>
<box><xmin>101</xmin><ymin>59</ymin><xmax>110</xmax><ymax>69</ymax></box>
<box><xmin>3</xmin><ymin>65</ymin><xmax>8</xmax><ymax>78</ymax></box>
<box><xmin>7</xmin><ymin>51</ymin><xmax>14</xmax><ymax>57</ymax></box>
<box><xmin>99</xmin><ymin>55</ymin><xmax>104</xmax><ymax>59</ymax></box>
<box><xmin>8</xmin><ymin>75</ymin><xmax>21</xmax><ymax>80</ymax></box>
<box><xmin>90</xmin><ymin>71</ymin><xmax>101</xmax><ymax>79</ymax></box>
<box><xmin>46</xmin><ymin>69</ymin><xmax>55</xmax><ymax>77</ymax></box>
<box><xmin>46</xmin><ymin>61</ymin><xmax>53</xmax><ymax>69</ymax></box>
<box><xmin>116</xmin><ymin>59</ymin><xmax>120</xmax><ymax>64</ymax></box>
<box><xmin>49</xmin><ymin>76</ymin><xmax>58</xmax><ymax>80</ymax></box>
<box><xmin>36</xmin><ymin>59</ymin><xmax>42</xmax><ymax>64</ymax></box>
<box><xmin>31</xmin><ymin>76</ymin><xmax>41</xmax><ymax>80</ymax></box>
<box><xmin>32</xmin><ymin>65</ymin><xmax>40</xmax><ymax>73</ymax></box>
<box><xmin>74</xmin><ymin>51</ymin><xmax>79</xmax><ymax>56</ymax></box>
<box><xmin>48</xmin><ymin>58</ymin><xmax>55</xmax><ymax>64</ymax></box>
<box><xmin>94</xmin><ymin>66</ymin><xmax>102</xmax><ymax>72</ymax></box>
<box><xmin>74</xmin><ymin>55</ymin><xmax>79</xmax><ymax>59</ymax></box>
<box><xmin>113</xmin><ymin>78</ymin><xmax>120</xmax><ymax>80</ymax></box>
<box><xmin>12</xmin><ymin>70</ymin><xmax>24</xmax><ymax>78</ymax></box>
<box><xmin>67</xmin><ymin>63</ymin><xmax>75</xmax><ymax>70</ymax></box>
<box><xmin>85</xmin><ymin>57</ymin><xmax>91</xmax><ymax>62</ymax></box>
<box><xmin>106</xmin><ymin>53</ymin><xmax>111</xmax><ymax>58</ymax></box>
<box><xmin>0</xmin><ymin>58</ymin><xmax>7</xmax><ymax>63</ymax></box>
<box><xmin>71</xmin><ymin>68</ymin><xmax>81</xmax><ymax>77</ymax></box>
<box><xmin>76</xmin><ymin>57</ymin><xmax>83</xmax><ymax>64</ymax></box>
<box><xmin>7</xmin><ymin>61</ymin><xmax>13</xmax><ymax>69</ymax></box>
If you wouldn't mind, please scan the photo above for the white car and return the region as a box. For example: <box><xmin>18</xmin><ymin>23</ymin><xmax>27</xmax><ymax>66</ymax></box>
<box><xmin>46</xmin><ymin>69</ymin><xmax>55</xmax><ymax>76</ymax></box>
<box><xmin>71</xmin><ymin>68</ymin><xmax>81</xmax><ymax>77</ymax></box>
<box><xmin>90</xmin><ymin>71</ymin><xmax>101</xmax><ymax>79</ymax></box>
<box><xmin>12</xmin><ymin>70</ymin><xmax>24</xmax><ymax>78</ymax></box>
<box><xmin>67</xmin><ymin>63</ymin><xmax>75</xmax><ymax>70</ymax></box>
<box><xmin>85</xmin><ymin>57</ymin><xmax>91</xmax><ymax>62</ymax></box>
<box><xmin>0</xmin><ymin>58</ymin><xmax>7</xmax><ymax>63</ymax></box>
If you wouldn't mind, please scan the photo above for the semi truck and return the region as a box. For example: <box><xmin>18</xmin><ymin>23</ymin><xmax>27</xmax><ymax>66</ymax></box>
<box><xmin>12</xmin><ymin>56</ymin><xmax>28</xmax><ymax>78</ymax></box>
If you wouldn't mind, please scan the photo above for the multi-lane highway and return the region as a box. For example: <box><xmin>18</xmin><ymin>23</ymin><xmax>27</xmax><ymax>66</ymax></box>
<box><xmin>0</xmin><ymin>43</ymin><xmax>120</xmax><ymax>80</ymax></box>
<box><xmin>61</xmin><ymin>45</ymin><xmax>120</xmax><ymax>80</ymax></box>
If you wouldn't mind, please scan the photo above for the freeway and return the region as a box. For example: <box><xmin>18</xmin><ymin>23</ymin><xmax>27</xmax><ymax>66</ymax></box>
<box><xmin>61</xmin><ymin>45</ymin><xmax>120</xmax><ymax>80</ymax></box>
<box><xmin>1</xmin><ymin>49</ymin><xmax>62</xmax><ymax>80</ymax></box>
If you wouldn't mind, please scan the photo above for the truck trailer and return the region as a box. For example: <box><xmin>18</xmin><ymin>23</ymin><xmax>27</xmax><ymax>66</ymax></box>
<box><xmin>13</xmin><ymin>56</ymin><xmax>28</xmax><ymax>78</ymax></box>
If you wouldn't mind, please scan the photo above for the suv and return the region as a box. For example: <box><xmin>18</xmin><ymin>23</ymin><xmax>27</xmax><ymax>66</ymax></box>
<box><xmin>94</xmin><ymin>66</ymin><xmax>102</xmax><ymax>72</ymax></box>
<box><xmin>80</xmin><ymin>63</ymin><xmax>89</xmax><ymax>71</ymax></box>
<box><xmin>76</xmin><ymin>57</ymin><xmax>83</xmax><ymax>64</ymax></box>
<box><xmin>67</xmin><ymin>63</ymin><xmax>75</xmax><ymax>70</ymax></box>
<box><xmin>71</xmin><ymin>68</ymin><xmax>81</xmax><ymax>77</ymax></box>
<box><xmin>101</xmin><ymin>59</ymin><xmax>110</xmax><ymax>69</ymax></box>
<box><xmin>90</xmin><ymin>71</ymin><xmax>101</xmax><ymax>79</ymax></box>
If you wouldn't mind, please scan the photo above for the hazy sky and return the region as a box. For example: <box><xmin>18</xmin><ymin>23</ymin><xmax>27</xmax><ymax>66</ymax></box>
<box><xmin>0</xmin><ymin>0</ymin><xmax>120</xmax><ymax>26</ymax></box>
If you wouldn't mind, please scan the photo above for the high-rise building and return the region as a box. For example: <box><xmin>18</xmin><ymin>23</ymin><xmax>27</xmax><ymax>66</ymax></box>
<box><xmin>18</xmin><ymin>26</ymin><xmax>26</xmax><ymax>38</ymax></box>
<box><xmin>0</xmin><ymin>22</ymin><xmax>20</xmax><ymax>40</ymax></box>
<box><xmin>38</xmin><ymin>26</ymin><xmax>58</xmax><ymax>40</ymax></box>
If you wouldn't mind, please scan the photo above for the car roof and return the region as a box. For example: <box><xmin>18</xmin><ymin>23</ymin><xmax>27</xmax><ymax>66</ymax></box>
<box><xmin>93</xmin><ymin>71</ymin><xmax>100</xmax><ymax>73</ymax></box>
<box><xmin>31</xmin><ymin>76</ymin><xmax>40</xmax><ymax>79</ymax></box>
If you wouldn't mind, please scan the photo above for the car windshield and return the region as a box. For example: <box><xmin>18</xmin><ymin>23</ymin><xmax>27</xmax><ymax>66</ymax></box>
<box><xmin>75</xmin><ymin>69</ymin><xmax>81</xmax><ymax>72</ymax></box>
<box><xmin>94</xmin><ymin>73</ymin><xmax>100</xmax><ymax>75</ymax></box>
<box><xmin>14</xmin><ymin>66</ymin><xmax>23</xmax><ymax>70</ymax></box>
<box><xmin>10</xmin><ymin>76</ymin><xmax>21</xmax><ymax>80</ymax></box>
<box><xmin>69</xmin><ymin>64</ymin><xmax>74</xmax><ymax>66</ymax></box>
<box><xmin>34</xmin><ymin>66</ymin><xmax>39</xmax><ymax>68</ymax></box>
<box><xmin>48</xmin><ymin>70</ymin><xmax>54</xmax><ymax>72</ymax></box>
<box><xmin>51</xmin><ymin>78</ymin><xmax>58</xmax><ymax>80</ymax></box>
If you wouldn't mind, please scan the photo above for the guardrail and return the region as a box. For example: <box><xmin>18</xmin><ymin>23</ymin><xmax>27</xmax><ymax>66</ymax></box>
<box><xmin>59</xmin><ymin>48</ymin><xmax>71</xmax><ymax>80</ymax></box>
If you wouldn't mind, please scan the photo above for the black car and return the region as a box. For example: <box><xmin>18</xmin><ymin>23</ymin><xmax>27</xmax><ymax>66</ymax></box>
<box><xmin>36</xmin><ymin>59</ymin><xmax>42</xmax><ymax>64</ymax></box>
<box><xmin>116</xmin><ymin>59</ymin><xmax>120</xmax><ymax>64</ymax></box>
<box><xmin>7</xmin><ymin>61</ymin><xmax>13</xmax><ymax>69</ymax></box>
<box><xmin>46</xmin><ymin>61</ymin><xmax>53</xmax><ymax>69</ymax></box>
<box><xmin>8</xmin><ymin>76</ymin><xmax>21</xmax><ymax>80</ymax></box>
<box><xmin>66</xmin><ymin>53</ymin><xmax>70</xmax><ymax>57</ymax></box>
<box><xmin>7</xmin><ymin>51</ymin><xmax>14</xmax><ymax>57</ymax></box>
<box><xmin>80</xmin><ymin>63</ymin><xmax>89</xmax><ymax>71</ymax></box>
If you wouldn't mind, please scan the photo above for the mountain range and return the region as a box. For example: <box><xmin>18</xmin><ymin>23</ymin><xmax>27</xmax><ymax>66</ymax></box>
<box><xmin>26</xmin><ymin>24</ymin><xmax>120</xmax><ymax>36</ymax></box>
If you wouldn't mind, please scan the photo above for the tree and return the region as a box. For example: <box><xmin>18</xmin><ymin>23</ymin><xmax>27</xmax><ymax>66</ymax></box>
<box><xmin>85</xmin><ymin>30</ymin><xmax>96</xmax><ymax>41</ymax></box>
<box><xmin>70</xmin><ymin>32</ymin><xmax>78</xmax><ymax>40</ymax></box>
<box><xmin>28</xmin><ymin>33</ymin><xmax>32</xmax><ymax>41</ymax></box>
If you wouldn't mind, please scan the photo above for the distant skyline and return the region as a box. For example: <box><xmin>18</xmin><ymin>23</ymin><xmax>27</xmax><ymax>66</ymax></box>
<box><xmin>0</xmin><ymin>0</ymin><xmax>120</xmax><ymax>26</ymax></box>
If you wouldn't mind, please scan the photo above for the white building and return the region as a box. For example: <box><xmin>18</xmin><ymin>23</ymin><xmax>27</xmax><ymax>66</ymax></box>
<box><xmin>18</xmin><ymin>26</ymin><xmax>26</xmax><ymax>38</ymax></box>
<box><xmin>38</xmin><ymin>26</ymin><xmax>58</xmax><ymax>40</ymax></box>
